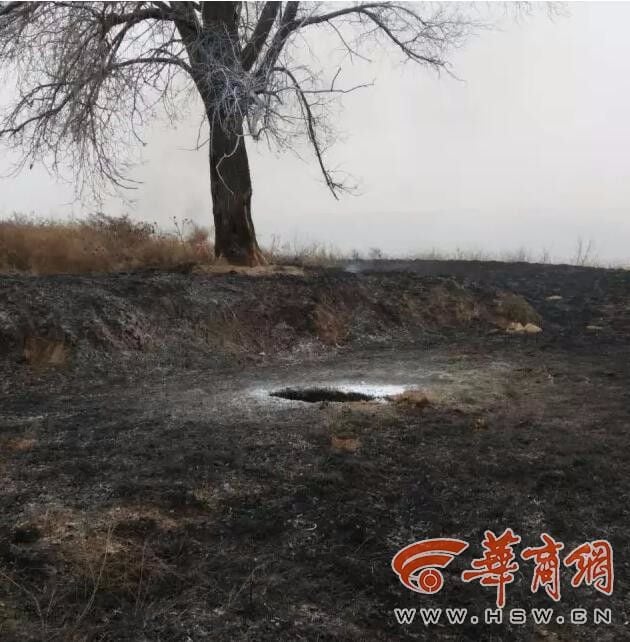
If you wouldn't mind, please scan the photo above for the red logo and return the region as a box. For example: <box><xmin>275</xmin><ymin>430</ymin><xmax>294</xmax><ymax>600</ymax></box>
<box><xmin>521</xmin><ymin>532</ymin><xmax>565</xmax><ymax>602</ymax></box>
<box><xmin>564</xmin><ymin>540</ymin><xmax>614</xmax><ymax>596</ymax></box>
<box><xmin>393</xmin><ymin>532</ymin><xmax>614</xmax><ymax>607</ymax></box>
<box><xmin>461</xmin><ymin>528</ymin><xmax>521</xmax><ymax>608</ymax></box>
<box><xmin>391</xmin><ymin>538</ymin><xmax>469</xmax><ymax>594</ymax></box>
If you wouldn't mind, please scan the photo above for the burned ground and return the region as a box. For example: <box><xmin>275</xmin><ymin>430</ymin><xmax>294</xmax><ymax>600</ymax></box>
<box><xmin>1</xmin><ymin>261</ymin><xmax>629</xmax><ymax>640</ymax></box>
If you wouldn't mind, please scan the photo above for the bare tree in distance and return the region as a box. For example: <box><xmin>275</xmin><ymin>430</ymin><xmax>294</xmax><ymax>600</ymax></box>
<box><xmin>0</xmin><ymin>2</ymin><xmax>528</xmax><ymax>265</ymax></box>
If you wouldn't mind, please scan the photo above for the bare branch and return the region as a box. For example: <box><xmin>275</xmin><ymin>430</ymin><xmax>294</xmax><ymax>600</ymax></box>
<box><xmin>272</xmin><ymin>65</ymin><xmax>346</xmax><ymax>198</ymax></box>
<box><xmin>240</xmin><ymin>1</ymin><xmax>280</xmax><ymax>71</ymax></box>
<box><xmin>0</xmin><ymin>1</ymin><xmax>489</xmax><ymax>202</ymax></box>
<box><xmin>256</xmin><ymin>1</ymin><xmax>299</xmax><ymax>77</ymax></box>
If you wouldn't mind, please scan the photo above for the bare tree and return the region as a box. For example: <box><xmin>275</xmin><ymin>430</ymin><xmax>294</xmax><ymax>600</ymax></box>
<box><xmin>0</xmin><ymin>1</ymin><xmax>480</xmax><ymax>265</ymax></box>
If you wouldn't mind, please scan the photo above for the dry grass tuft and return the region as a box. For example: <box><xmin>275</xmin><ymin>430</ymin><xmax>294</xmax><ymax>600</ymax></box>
<box><xmin>265</xmin><ymin>235</ymin><xmax>343</xmax><ymax>267</ymax></box>
<box><xmin>311</xmin><ymin>303</ymin><xmax>349</xmax><ymax>345</ymax></box>
<box><xmin>0</xmin><ymin>213</ymin><xmax>214</xmax><ymax>275</ymax></box>
<box><xmin>390</xmin><ymin>389</ymin><xmax>432</xmax><ymax>409</ymax></box>
<box><xmin>493</xmin><ymin>293</ymin><xmax>542</xmax><ymax>327</ymax></box>
<box><xmin>18</xmin><ymin>505</ymin><xmax>179</xmax><ymax>602</ymax></box>
<box><xmin>330</xmin><ymin>434</ymin><xmax>361</xmax><ymax>453</ymax></box>
<box><xmin>424</xmin><ymin>283</ymin><xmax>481</xmax><ymax>325</ymax></box>
<box><xmin>2</xmin><ymin>436</ymin><xmax>37</xmax><ymax>453</ymax></box>
<box><xmin>23</xmin><ymin>337</ymin><xmax>69</xmax><ymax>366</ymax></box>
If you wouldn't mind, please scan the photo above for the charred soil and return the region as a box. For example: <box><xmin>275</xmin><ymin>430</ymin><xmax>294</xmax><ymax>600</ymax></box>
<box><xmin>1</xmin><ymin>260</ymin><xmax>629</xmax><ymax>640</ymax></box>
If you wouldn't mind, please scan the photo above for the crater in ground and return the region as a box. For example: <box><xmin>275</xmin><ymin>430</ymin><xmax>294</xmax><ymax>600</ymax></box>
<box><xmin>268</xmin><ymin>383</ymin><xmax>410</xmax><ymax>403</ymax></box>
<box><xmin>270</xmin><ymin>386</ymin><xmax>376</xmax><ymax>403</ymax></box>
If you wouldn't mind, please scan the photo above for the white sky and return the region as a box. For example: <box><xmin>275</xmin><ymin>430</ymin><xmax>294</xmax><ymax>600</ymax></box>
<box><xmin>2</xmin><ymin>2</ymin><xmax>630</xmax><ymax>263</ymax></box>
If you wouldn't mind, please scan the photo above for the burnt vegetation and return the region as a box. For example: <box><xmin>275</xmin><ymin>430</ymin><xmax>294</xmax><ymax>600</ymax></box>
<box><xmin>1</xmin><ymin>261</ymin><xmax>630</xmax><ymax>640</ymax></box>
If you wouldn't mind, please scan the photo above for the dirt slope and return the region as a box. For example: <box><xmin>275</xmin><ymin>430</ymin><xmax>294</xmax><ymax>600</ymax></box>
<box><xmin>2</xmin><ymin>261</ymin><xmax>627</xmax><ymax>375</ymax></box>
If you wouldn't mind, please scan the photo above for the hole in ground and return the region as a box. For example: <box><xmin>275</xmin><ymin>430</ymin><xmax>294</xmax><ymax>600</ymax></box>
<box><xmin>270</xmin><ymin>387</ymin><xmax>376</xmax><ymax>403</ymax></box>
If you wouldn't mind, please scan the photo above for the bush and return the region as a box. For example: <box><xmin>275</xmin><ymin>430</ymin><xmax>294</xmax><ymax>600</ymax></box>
<box><xmin>0</xmin><ymin>213</ymin><xmax>214</xmax><ymax>275</ymax></box>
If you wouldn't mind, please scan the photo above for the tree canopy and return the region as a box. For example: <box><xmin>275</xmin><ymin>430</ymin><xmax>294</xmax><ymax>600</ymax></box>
<box><xmin>0</xmin><ymin>2</ymin><xmax>477</xmax><ymax>198</ymax></box>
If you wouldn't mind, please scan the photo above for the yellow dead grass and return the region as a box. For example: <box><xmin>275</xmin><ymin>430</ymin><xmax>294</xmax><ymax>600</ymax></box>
<box><xmin>23</xmin><ymin>337</ymin><xmax>69</xmax><ymax>366</ymax></box>
<box><xmin>331</xmin><ymin>435</ymin><xmax>361</xmax><ymax>453</ymax></box>
<box><xmin>390</xmin><ymin>389</ymin><xmax>432</xmax><ymax>409</ymax></box>
<box><xmin>2</xmin><ymin>437</ymin><xmax>37</xmax><ymax>453</ymax></box>
<box><xmin>0</xmin><ymin>213</ymin><xmax>213</xmax><ymax>274</ymax></box>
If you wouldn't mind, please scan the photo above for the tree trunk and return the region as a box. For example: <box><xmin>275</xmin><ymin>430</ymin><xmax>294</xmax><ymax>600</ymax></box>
<box><xmin>209</xmin><ymin>119</ymin><xmax>266</xmax><ymax>267</ymax></box>
<box><xmin>175</xmin><ymin>3</ymin><xmax>265</xmax><ymax>266</ymax></box>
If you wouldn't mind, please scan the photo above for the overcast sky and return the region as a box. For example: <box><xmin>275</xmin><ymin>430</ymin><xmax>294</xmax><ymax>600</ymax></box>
<box><xmin>2</xmin><ymin>2</ymin><xmax>629</xmax><ymax>263</ymax></box>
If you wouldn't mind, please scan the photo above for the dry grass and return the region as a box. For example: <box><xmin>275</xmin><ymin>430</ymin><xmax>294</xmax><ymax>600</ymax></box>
<box><xmin>0</xmin><ymin>214</ymin><xmax>613</xmax><ymax>274</ymax></box>
<box><xmin>493</xmin><ymin>292</ymin><xmax>542</xmax><ymax>327</ymax></box>
<box><xmin>389</xmin><ymin>389</ymin><xmax>432</xmax><ymax>409</ymax></box>
<box><xmin>1</xmin><ymin>436</ymin><xmax>37</xmax><ymax>453</ymax></box>
<box><xmin>330</xmin><ymin>434</ymin><xmax>361</xmax><ymax>453</ymax></box>
<box><xmin>22</xmin><ymin>337</ymin><xmax>69</xmax><ymax>366</ymax></box>
<box><xmin>0</xmin><ymin>505</ymin><xmax>182</xmax><ymax>638</ymax></box>
<box><xmin>0</xmin><ymin>214</ymin><xmax>343</xmax><ymax>274</ymax></box>
<box><xmin>0</xmin><ymin>213</ymin><xmax>213</xmax><ymax>275</ymax></box>
<box><xmin>264</xmin><ymin>235</ymin><xmax>343</xmax><ymax>267</ymax></box>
